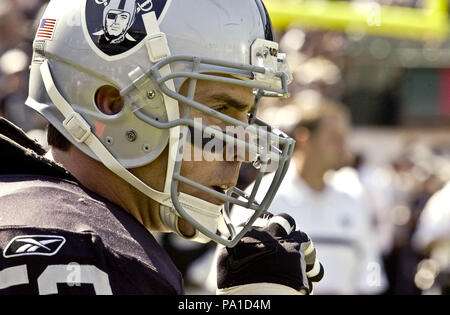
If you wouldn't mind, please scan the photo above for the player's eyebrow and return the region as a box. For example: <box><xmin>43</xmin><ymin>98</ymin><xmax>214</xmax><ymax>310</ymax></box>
<box><xmin>207</xmin><ymin>94</ymin><xmax>255</xmax><ymax>112</ymax></box>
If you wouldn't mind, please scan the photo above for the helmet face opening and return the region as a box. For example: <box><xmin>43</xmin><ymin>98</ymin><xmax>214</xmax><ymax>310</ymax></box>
<box><xmin>27</xmin><ymin>0</ymin><xmax>295</xmax><ymax>247</ymax></box>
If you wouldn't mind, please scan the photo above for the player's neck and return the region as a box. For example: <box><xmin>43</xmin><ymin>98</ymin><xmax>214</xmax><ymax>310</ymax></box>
<box><xmin>47</xmin><ymin>146</ymin><xmax>155</xmax><ymax>230</ymax></box>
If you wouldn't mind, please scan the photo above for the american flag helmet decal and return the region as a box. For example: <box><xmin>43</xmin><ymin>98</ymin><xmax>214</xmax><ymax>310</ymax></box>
<box><xmin>37</xmin><ymin>18</ymin><xmax>57</xmax><ymax>40</ymax></box>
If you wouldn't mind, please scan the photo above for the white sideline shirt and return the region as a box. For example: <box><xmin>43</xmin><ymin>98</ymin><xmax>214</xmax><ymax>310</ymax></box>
<box><xmin>413</xmin><ymin>182</ymin><xmax>450</xmax><ymax>251</ymax></box>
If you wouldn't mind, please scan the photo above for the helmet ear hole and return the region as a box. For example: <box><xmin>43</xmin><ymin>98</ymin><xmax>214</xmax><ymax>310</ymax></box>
<box><xmin>95</xmin><ymin>85</ymin><xmax>124</xmax><ymax>115</ymax></box>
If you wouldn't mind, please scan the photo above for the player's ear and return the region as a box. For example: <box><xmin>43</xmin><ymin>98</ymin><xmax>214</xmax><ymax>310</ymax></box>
<box><xmin>95</xmin><ymin>85</ymin><xmax>124</xmax><ymax>115</ymax></box>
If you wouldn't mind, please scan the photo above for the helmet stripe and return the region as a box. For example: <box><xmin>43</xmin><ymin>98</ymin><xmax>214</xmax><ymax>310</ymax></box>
<box><xmin>255</xmin><ymin>0</ymin><xmax>274</xmax><ymax>41</ymax></box>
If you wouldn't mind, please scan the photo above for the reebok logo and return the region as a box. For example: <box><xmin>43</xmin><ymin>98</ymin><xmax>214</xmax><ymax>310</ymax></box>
<box><xmin>3</xmin><ymin>235</ymin><xmax>66</xmax><ymax>258</ymax></box>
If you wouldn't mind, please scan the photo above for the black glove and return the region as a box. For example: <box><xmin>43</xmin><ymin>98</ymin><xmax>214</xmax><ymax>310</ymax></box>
<box><xmin>217</xmin><ymin>213</ymin><xmax>324</xmax><ymax>295</ymax></box>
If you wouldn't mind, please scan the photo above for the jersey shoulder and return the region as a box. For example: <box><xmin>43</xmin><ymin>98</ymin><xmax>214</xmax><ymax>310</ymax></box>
<box><xmin>0</xmin><ymin>225</ymin><xmax>182</xmax><ymax>295</ymax></box>
<box><xmin>0</xmin><ymin>175</ymin><xmax>183</xmax><ymax>295</ymax></box>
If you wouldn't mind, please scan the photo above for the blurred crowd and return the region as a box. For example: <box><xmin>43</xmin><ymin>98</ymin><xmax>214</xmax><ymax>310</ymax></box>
<box><xmin>0</xmin><ymin>0</ymin><xmax>48</xmax><ymax>144</ymax></box>
<box><xmin>1</xmin><ymin>0</ymin><xmax>449</xmax><ymax>295</ymax></box>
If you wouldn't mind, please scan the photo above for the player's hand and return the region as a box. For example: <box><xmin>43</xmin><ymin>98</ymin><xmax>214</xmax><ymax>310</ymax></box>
<box><xmin>216</xmin><ymin>213</ymin><xmax>324</xmax><ymax>295</ymax></box>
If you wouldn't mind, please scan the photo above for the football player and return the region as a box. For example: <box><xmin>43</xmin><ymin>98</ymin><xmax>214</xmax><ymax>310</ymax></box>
<box><xmin>0</xmin><ymin>0</ymin><xmax>322</xmax><ymax>295</ymax></box>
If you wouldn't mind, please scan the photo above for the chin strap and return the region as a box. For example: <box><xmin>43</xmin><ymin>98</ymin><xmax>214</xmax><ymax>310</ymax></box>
<box><xmin>142</xmin><ymin>12</ymin><xmax>224</xmax><ymax>243</ymax></box>
<box><xmin>160</xmin><ymin>193</ymin><xmax>223</xmax><ymax>243</ymax></box>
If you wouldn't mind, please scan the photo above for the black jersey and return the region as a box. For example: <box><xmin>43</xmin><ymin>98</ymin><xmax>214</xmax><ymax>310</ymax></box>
<box><xmin>0</xmin><ymin>118</ymin><xmax>184</xmax><ymax>295</ymax></box>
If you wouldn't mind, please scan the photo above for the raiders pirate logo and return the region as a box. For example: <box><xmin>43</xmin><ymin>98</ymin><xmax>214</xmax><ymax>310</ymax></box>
<box><xmin>84</xmin><ymin>0</ymin><xmax>170</xmax><ymax>58</ymax></box>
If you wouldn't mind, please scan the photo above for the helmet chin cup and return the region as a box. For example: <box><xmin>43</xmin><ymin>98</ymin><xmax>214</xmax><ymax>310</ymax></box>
<box><xmin>159</xmin><ymin>193</ymin><xmax>223</xmax><ymax>244</ymax></box>
<box><xmin>159</xmin><ymin>205</ymin><xmax>213</xmax><ymax>244</ymax></box>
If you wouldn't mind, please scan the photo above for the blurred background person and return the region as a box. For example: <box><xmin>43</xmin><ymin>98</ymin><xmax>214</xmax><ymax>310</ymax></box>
<box><xmin>327</xmin><ymin>152</ymin><xmax>397</xmax><ymax>264</ymax></box>
<box><xmin>228</xmin><ymin>95</ymin><xmax>387</xmax><ymax>295</ymax></box>
<box><xmin>412</xmin><ymin>181</ymin><xmax>450</xmax><ymax>294</ymax></box>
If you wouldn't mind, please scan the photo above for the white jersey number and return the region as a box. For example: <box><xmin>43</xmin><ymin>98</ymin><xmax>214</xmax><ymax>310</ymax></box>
<box><xmin>0</xmin><ymin>263</ymin><xmax>112</xmax><ymax>295</ymax></box>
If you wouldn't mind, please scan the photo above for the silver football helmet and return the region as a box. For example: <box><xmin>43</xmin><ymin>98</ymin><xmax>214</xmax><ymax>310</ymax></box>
<box><xmin>26</xmin><ymin>0</ymin><xmax>295</xmax><ymax>247</ymax></box>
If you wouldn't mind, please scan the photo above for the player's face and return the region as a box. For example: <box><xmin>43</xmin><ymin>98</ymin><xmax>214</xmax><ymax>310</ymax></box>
<box><xmin>105</xmin><ymin>9</ymin><xmax>130</xmax><ymax>37</ymax></box>
<box><xmin>130</xmin><ymin>78</ymin><xmax>255</xmax><ymax>231</ymax></box>
<box><xmin>176</xmin><ymin>78</ymin><xmax>255</xmax><ymax>205</ymax></box>
<box><xmin>310</xmin><ymin>114</ymin><xmax>351</xmax><ymax>170</ymax></box>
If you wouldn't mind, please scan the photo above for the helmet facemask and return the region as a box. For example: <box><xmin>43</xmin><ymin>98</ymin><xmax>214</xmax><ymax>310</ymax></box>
<box><xmin>120</xmin><ymin>45</ymin><xmax>295</xmax><ymax>246</ymax></box>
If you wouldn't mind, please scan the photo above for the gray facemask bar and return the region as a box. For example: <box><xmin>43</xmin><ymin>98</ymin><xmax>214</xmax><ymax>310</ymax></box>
<box><xmin>121</xmin><ymin>55</ymin><xmax>295</xmax><ymax>247</ymax></box>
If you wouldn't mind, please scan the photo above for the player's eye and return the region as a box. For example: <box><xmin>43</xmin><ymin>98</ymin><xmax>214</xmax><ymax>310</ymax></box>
<box><xmin>120</xmin><ymin>15</ymin><xmax>128</xmax><ymax>20</ymax></box>
<box><xmin>213</xmin><ymin>105</ymin><xmax>228</xmax><ymax>112</ymax></box>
